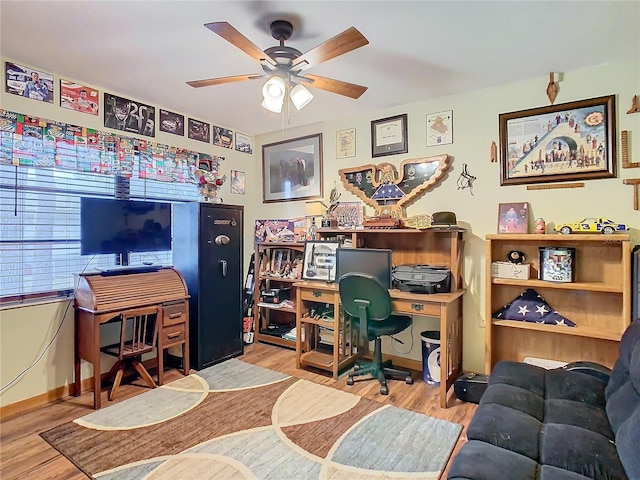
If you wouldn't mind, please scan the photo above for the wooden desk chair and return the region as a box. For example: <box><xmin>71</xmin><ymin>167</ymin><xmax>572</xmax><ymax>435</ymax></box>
<box><xmin>101</xmin><ymin>306</ymin><xmax>159</xmax><ymax>401</ymax></box>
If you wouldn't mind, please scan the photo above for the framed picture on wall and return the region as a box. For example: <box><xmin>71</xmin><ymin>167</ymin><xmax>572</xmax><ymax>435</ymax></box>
<box><xmin>336</xmin><ymin>128</ymin><xmax>356</xmax><ymax>159</ymax></box>
<box><xmin>499</xmin><ymin>95</ymin><xmax>616</xmax><ymax>186</ymax></box>
<box><xmin>426</xmin><ymin>110</ymin><xmax>453</xmax><ymax>146</ymax></box>
<box><xmin>497</xmin><ymin>202</ymin><xmax>529</xmax><ymax>233</ymax></box>
<box><xmin>371</xmin><ymin>114</ymin><xmax>408</xmax><ymax>157</ymax></box>
<box><xmin>262</xmin><ymin>133</ymin><xmax>323</xmax><ymax>203</ymax></box>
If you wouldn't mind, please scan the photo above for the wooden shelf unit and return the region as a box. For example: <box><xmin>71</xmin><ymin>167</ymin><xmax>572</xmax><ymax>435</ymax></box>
<box><xmin>295</xmin><ymin>283</ymin><xmax>357</xmax><ymax>379</ymax></box>
<box><xmin>253</xmin><ymin>242</ymin><xmax>305</xmax><ymax>349</ymax></box>
<box><xmin>317</xmin><ymin>227</ymin><xmax>464</xmax><ymax>290</ymax></box>
<box><xmin>485</xmin><ymin>234</ymin><xmax>632</xmax><ymax>372</ymax></box>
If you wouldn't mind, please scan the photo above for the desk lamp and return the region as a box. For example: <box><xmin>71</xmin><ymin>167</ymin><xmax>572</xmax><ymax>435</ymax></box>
<box><xmin>305</xmin><ymin>200</ymin><xmax>327</xmax><ymax>240</ymax></box>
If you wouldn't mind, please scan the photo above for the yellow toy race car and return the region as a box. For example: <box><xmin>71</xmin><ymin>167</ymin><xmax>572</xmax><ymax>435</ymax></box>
<box><xmin>554</xmin><ymin>217</ymin><xmax>629</xmax><ymax>235</ymax></box>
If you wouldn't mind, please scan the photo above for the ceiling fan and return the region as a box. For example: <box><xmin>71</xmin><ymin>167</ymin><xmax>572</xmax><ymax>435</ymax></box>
<box><xmin>186</xmin><ymin>20</ymin><xmax>369</xmax><ymax>106</ymax></box>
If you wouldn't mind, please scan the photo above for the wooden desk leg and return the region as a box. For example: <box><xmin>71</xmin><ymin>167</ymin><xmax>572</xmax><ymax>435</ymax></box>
<box><xmin>439</xmin><ymin>299</ymin><xmax>463</xmax><ymax>409</ymax></box>
<box><xmin>182</xmin><ymin>341</ymin><xmax>190</xmax><ymax>377</ymax></box>
<box><xmin>92</xmin><ymin>359</ymin><xmax>101</xmax><ymax>410</ymax></box>
<box><xmin>74</xmin><ymin>310</ymin><xmax>81</xmax><ymax>397</ymax></box>
<box><xmin>157</xmin><ymin>346</ymin><xmax>164</xmax><ymax>386</ymax></box>
<box><xmin>439</xmin><ymin>305</ymin><xmax>449</xmax><ymax>409</ymax></box>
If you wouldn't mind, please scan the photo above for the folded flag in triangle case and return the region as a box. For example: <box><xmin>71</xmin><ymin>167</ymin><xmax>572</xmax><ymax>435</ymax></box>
<box><xmin>492</xmin><ymin>288</ymin><xmax>576</xmax><ymax>327</ymax></box>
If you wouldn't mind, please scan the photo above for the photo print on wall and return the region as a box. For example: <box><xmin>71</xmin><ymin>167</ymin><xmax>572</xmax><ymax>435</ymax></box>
<box><xmin>159</xmin><ymin>109</ymin><xmax>184</xmax><ymax>136</ymax></box>
<box><xmin>60</xmin><ymin>80</ymin><xmax>99</xmax><ymax>115</ymax></box>
<box><xmin>234</xmin><ymin>132</ymin><xmax>253</xmax><ymax>154</ymax></box>
<box><xmin>213</xmin><ymin>126</ymin><xmax>233</xmax><ymax>148</ymax></box>
<box><xmin>231</xmin><ymin>169</ymin><xmax>246</xmax><ymax>195</ymax></box>
<box><xmin>426</xmin><ymin>110</ymin><xmax>453</xmax><ymax>146</ymax></box>
<box><xmin>5</xmin><ymin>62</ymin><xmax>53</xmax><ymax>103</ymax></box>
<box><xmin>104</xmin><ymin>93</ymin><xmax>155</xmax><ymax>137</ymax></box>
<box><xmin>188</xmin><ymin>118</ymin><xmax>210</xmax><ymax>143</ymax></box>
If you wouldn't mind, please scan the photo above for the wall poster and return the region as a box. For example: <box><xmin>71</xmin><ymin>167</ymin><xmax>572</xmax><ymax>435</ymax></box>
<box><xmin>104</xmin><ymin>92</ymin><xmax>155</xmax><ymax>137</ymax></box>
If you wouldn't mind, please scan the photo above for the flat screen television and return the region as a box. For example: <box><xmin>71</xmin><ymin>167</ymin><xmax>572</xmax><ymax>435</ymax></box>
<box><xmin>335</xmin><ymin>248</ymin><xmax>393</xmax><ymax>289</ymax></box>
<box><xmin>80</xmin><ymin>197</ymin><xmax>172</xmax><ymax>259</ymax></box>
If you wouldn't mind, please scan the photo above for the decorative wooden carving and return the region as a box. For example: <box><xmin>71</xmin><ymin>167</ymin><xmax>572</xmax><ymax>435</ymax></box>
<box><xmin>621</xmin><ymin>131</ymin><xmax>638</xmax><ymax>168</ymax></box>
<box><xmin>546</xmin><ymin>72</ymin><xmax>559</xmax><ymax>104</ymax></box>
<box><xmin>338</xmin><ymin>154</ymin><xmax>451</xmax><ymax>218</ymax></box>
<box><xmin>490</xmin><ymin>141</ymin><xmax>497</xmax><ymax>163</ymax></box>
<box><xmin>623</xmin><ymin>178</ymin><xmax>640</xmax><ymax>210</ymax></box>
<box><xmin>627</xmin><ymin>95</ymin><xmax>640</xmax><ymax>114</ymax></box>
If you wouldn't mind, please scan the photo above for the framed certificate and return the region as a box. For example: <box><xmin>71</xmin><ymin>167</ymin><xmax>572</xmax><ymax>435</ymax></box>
<box><xmin>371</xmin><ymin>113</ymin><xmax>408</xmax><ymax>157</ymax></box>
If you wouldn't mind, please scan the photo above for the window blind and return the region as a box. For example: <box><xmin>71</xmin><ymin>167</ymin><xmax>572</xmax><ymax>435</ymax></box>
<box><xmin>0</xmin><ymin>163</ymin><xmax>199</xmax><ymax>303</ymax></box>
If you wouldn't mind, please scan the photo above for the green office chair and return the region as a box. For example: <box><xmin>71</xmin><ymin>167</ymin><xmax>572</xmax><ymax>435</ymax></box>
<box><xmin>339</xmin><ymin>272</ymin><xmax>414</xmax><ymax>395</ymax></box>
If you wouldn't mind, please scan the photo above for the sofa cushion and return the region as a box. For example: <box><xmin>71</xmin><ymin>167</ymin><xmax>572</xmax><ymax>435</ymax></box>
<box><xmin>539</xmin><ymin>465</ymin><xmax>594</xmax><ymax>480</ymax></box>
<box><xmin>446</xmin><ymin>440</ymin><xmax>538</xmax><ymax>480</ymax></box>
<box><xmin>544</xmin><ymin>399</ymin><xmax>613</xmax><ymax>439</ymax></box>
<box><xmin>540</xmin><ymin>423</ymin><xmax>628</xmax><ymax>480</ymax></box>
<box><xmin>467</xmin><ymin>403</ymin><xmax>542</xmax><ymax>461</ymax></box>
<box><xmin>615</xmin><ymin>407</ymin><xmax>640</xmax><ymax>480</ymax></box>
<box><xmin>489</xmin><ymin>361</ymin><xmax>546</xmax><ymax>397</ymax></box>
<box><xmin>545</xmin><ymin>369</ymin><xmax>607</xmax><ymax>407</ymax></box>
<box><xmin>480</xmin><ymin>383</ymin><xmax>545</xmax><ymax>421</ymax></box>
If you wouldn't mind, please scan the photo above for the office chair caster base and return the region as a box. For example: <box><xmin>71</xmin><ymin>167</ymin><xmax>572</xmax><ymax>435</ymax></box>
<box><xmin>405</xmin><ymin>376</ymin><xmax>414</xmax><ymax>385</ymax></box>
<box><xmin>380</xmin><ymin>384</ymin><xmax>389</xmax><ymax>395</ymax></box>
<box><xmin>347</xmin><ymin>377</ymin><xmax>355</xmax><ymax>386</ymax></box>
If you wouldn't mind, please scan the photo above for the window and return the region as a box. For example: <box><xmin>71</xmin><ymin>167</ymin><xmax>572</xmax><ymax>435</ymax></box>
<box><xmin>0</xmin><ymin>163</ymin><xmax>199</xmax><ymax>303</ymax></box>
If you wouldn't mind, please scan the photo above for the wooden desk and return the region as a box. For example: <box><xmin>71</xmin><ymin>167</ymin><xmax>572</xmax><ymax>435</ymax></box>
<box><xmin>74</xmin><ymin>268</ymin><xmax>190</xmax><ymax>409</ymax></box>
<box><xmin>295</xmin><ymin>281</ymin><xmax>464</xmax><ymax>408</ymax></box>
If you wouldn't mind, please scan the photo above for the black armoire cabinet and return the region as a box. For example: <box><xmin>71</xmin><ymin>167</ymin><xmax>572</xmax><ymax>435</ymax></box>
<box><xmin>172</xmin><ymin>202</ymin><xmax>244</xmax><ymax>370</ymax></box>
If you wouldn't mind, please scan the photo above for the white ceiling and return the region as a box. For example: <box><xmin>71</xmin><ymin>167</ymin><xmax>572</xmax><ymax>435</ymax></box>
<box><xmin>1</xmin><ymin>1</ymin><xmax>638</xmax><ymax>136</ymax></box>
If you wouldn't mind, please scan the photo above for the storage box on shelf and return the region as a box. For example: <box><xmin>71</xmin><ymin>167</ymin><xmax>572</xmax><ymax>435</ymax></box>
<box><xmin>253</xmin><ymin>242</ymin><xmax>305</xmax><ymax>349</ymax></box>
<box><xmin>485</xmin><ymin>234</ymin><xmax>633</xmax><ymax>372</ymax></box>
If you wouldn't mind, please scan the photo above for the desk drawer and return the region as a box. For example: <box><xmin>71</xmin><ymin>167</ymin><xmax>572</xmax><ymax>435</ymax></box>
<box><xmin>392</xmin><ymin>298</ymin><xmax>441</xmax><ymax>316</ymax></box>
<box><xmin>300</xmin><ymin>288</ymin><xmax>335</xmax><ymax>303</ymax></box>
<box><xmin>160</xmin><ymin>324</ymin><xmax>186</xmax><ymax>346</ymax></box>
<box><xmin>163</xmin><ymin>302</ymin><xmax>187</xmax><ymax>326</ymax></box>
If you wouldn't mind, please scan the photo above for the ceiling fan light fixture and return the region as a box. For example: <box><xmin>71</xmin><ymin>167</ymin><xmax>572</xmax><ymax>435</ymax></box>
<box><xmin>289</xmin><ymin>84</ymin><xmax>314</xmax><ymax>110</ymax></box>
<box><xmin>262</xmin><ymin>76</ymin><xmax>286</xmax><ymax>100</ymax></box>
<box><xmin>262</xmin><ymin>96</ymin><xmax>284</xmax><ymax>113</ymax></box>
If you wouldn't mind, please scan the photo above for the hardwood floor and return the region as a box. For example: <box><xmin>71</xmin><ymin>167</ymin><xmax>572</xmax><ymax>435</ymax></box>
<box><xmin>0</xmin><ymin>341</ymin><xmax>477</xmax><ymax>480</ymax></box>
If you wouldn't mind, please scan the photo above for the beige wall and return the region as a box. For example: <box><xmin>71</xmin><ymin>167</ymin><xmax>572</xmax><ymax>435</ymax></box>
<box><xmin>1</xmin><ymin>56</ymin><xmax>638</xmax><ymax>408</ymax></box>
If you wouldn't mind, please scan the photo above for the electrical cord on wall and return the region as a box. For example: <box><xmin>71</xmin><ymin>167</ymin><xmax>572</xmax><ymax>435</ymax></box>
<box><xmin>388</xmin><ymin>321</ymin><xmax>415</xmax><ymax>355</ymax></box>
<box><xmin>0</xmin><ymin>256</ymin><xmax>95</xmax><ymax>393</ymax></box>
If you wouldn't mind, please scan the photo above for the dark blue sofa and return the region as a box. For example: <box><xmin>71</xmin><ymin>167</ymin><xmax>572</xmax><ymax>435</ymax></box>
<box><xmin>448</xmin><ymin>320</ymin><xmax>640</xmax><ymax>480</ymax></box>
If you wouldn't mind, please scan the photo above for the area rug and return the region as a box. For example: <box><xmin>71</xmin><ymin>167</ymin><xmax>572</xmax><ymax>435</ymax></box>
<box><xmin>41</xmin><ymin>359</ymin><xmax>462</xmax><ymax>480</ymax></box>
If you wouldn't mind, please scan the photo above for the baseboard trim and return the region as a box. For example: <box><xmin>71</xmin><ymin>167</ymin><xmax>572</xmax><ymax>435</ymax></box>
<box><xmin>1</xmin><ymin>379</ymin><xmax>85</xmax><ymax>420</ymax></box>
<box><xmin>0</xmin><ymin>360</ymin><xmax>160</xmax><ymax>420</ymax></box>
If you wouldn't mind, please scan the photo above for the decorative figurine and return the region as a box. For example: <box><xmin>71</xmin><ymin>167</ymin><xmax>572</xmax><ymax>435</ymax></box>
<box><xmin>535</xmin><ymin>217</ymin><xmax>546</xmax><ymax>234</ymax></box>
<box><xmin>507</xmin><ymin>250</ymin><xmax>526</xmax><ymax>264</ymax></box>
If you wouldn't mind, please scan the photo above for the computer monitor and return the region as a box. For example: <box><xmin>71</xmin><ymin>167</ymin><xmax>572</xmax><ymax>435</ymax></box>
<box><xmin>335</xmin><ymin>248</ymin><xmax>393</xmax><ymax>289</ymax></box>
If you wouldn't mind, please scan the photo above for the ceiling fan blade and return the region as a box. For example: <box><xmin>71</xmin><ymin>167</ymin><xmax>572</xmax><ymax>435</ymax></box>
<box><xmin>204</xmin><ymin>21</ymin><xmax>277</xmax><ymax>67</ymax></box>
<box><xmin>303</xmin><ymin>74</ymin><xmax>367</xmax><ymax>99</ymax></box>
<box><xmin>186</xmin><ymin>74</ymin><xmax>262</xmax><ymax>88</ymax></box>
<box><xmin>292</xmin><ymin>27</ymin><xmax>368</xmax><ymax>71</ymax></box>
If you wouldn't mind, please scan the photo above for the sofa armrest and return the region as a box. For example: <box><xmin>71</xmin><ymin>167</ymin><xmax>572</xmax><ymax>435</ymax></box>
<box><xmin>561</xmin><ymin>361</ymin><xmax>612</xmax><ymax>382</ymax></box>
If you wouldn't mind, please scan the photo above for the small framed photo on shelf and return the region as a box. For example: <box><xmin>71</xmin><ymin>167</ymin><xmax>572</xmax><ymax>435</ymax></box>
<box><xmin>497</xmin><ymin>202</ymin><xmax>529</xmax><ymax>233</ymax></box>
<box><xmin>539</xmin><ymin>246</ymin><xmax>575</xmax><ymax>283</ymax></box>
<box><xmin>302</xmin><ymin>241</ymin><xmax>339</xmax><ymax>282</ymax></box>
